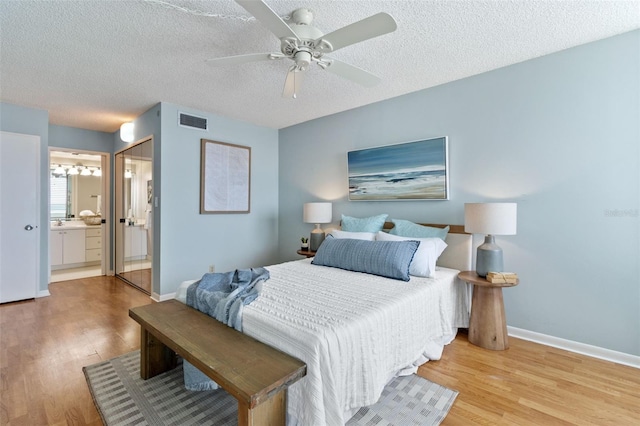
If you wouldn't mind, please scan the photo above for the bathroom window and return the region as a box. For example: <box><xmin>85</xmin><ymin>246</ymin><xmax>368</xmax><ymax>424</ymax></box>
<box><xmin>50</xmin><ymin>173</ymin><xmax>70</xmax><ymax>219</ymax></box>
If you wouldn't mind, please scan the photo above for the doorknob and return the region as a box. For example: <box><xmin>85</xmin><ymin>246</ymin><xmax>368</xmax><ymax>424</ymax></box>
<box><xmin>24</xmin><ymin>224</ymin><xmax>34</xmax><ymax>231</ymax></box>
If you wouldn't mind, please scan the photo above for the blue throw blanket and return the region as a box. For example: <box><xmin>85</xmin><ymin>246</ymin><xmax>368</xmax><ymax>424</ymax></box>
<box><xmin>186</xmin><ymin>268</ymin><xmax>269</xmax><ymax>331</ymax></box>
<box><xmin>183</xmin><ymin>267</ymin><xmax>269</xmax><ymax>390</ymax></box>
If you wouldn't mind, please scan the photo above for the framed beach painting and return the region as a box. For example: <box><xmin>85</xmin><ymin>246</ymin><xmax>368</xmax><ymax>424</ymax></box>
<box><xmin>200</xmin><ymin>139</ymin><xmax>251</xmax><ymax>214</ymax></box>
<box><xmin>347</xmin><ymin>137</ymin><xmax>449</xmax><ymax>201</ymax></box>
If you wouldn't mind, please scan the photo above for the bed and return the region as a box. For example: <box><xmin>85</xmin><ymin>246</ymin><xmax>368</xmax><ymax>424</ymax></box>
<box><xmin>175</xmin><ymin>223</ymin><xmax>472</xmax><ymax>426</ymax></box>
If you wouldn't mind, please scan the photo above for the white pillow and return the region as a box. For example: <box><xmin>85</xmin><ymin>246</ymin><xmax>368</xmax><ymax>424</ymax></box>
<box><xmin>328</xmin><ymin>230</ymin><xmax>377</xmax><ymax>241</ymax></box>
<box><xmin>376</xmin><ymin>231</ymin><xmax>447</xmax><ymax>277</ymax></box>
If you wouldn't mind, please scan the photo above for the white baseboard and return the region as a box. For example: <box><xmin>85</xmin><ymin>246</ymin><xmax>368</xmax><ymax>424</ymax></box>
<box><xmin>37</xmin><ymin>289</ymin><xmax>50</xmax><ymax>298</ymax></box>
<box><xmin>151</xmin><ymin>291</ymin><xmax>176</xmax><ymax>302</ymax></box>
<box><xmin>508</xmin><ymin>326</ymin><xmax>640</xmax><ymax>369</ymax></box>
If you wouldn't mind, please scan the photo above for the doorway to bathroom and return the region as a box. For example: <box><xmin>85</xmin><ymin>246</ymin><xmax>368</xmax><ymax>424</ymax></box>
<box><xmin>114</xmin><ymin>137</ymin><xmax>153</xmax><ymax>294</ymax></box>
<box><xmin>49</xmin><ymin>149</ymin><xmax>110</xmax><ymax>282</ymax></box>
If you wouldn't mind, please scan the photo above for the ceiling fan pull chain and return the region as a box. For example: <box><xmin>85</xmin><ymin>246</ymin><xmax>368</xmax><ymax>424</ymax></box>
<box><xmin>293</xmin><ymin>72</ymin><xmax>297</xmax><ymax>99</ymax></box>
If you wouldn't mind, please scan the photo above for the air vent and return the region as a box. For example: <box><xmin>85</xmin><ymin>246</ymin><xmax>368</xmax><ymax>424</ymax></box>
<box><xmin>179</xmin><ymin>112</ymin><xmax>208</xmax><ymax>131</ymax></box>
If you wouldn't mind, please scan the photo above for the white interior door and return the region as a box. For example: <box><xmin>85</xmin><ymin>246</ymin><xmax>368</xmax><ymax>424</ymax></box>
<box><xmin>0</xmin><ymin>131</ymin><xmax>40</xmax><ymax>303</ymax></box>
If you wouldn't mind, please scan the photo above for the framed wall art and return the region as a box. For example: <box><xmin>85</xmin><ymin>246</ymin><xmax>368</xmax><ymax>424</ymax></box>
<box><xmin>200</xmin><ymin>139</ymin><xmax>251</xmax><ymax>214</ymax></box>
<box><xmin>347</xmin><ymin>136</ymin><xmax>449</xmax><ymax>201</ymax></box>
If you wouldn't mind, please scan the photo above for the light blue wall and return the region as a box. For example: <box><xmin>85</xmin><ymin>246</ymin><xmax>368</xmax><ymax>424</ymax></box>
<box><xmin>157</xmin><ymin>102</ymin><xmax>279</xmax><ymax>296</ymax></box>
<box><xmin>278</xmin><ymin>31</ymin><xmax>640</xmax><ymax>356</ymax></box>
<box><xmin>49</xmin><ymin>124</ymin><xmax>113</xmax><ymax>152</ymax></box>
<box><xmin>0</xmin><ymin>102</ymin><xmax>50</xmax><ymax>293</ymax></box>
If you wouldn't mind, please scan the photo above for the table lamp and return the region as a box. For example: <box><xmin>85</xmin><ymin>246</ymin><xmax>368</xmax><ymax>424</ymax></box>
<box><xmin>303</xmin><ymin>202</ymin><xmax>332</xmax><ymax>251</ymax></box>
<box><xmin>464</xmin><ymin>203</ymin><xmax>517</xmax><ymax>277</ymax></box>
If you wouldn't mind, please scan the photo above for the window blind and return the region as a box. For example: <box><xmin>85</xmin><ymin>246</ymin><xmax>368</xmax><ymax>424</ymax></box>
<box><xmin>50</xmin><ymin>173</ymin><xmax>69</xmax><ymax>218</ymax></box>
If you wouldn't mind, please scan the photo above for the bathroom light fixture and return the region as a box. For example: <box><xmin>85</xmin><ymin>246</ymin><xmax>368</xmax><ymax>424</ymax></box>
<box><xmin>67</xmin><ymin>166</ymin><xmax>79</xmax><ymax>175</ymax></box>
<box><xmin>80</xmin><ymin>166</ymin><xmax>92</xmax><ymax>176</ymax></box>
<box><xmin>124</xmin><ymin>169</ymin><xmax>132</xmax><ymax>179</ymax></box>
<box><xmin>120</xmin><ymin>122</ymin><xmax>135</xmax><ymax>143</ymax></box>
<box><xmin>464</xmin><ymin>203</ymin><xmax>517</xmax><ymax>277</ymax></box>
<box><xmin>53</xmin><ymin>164</ymin><xmax>66</xmax><ymax>175</ymax></box>
<box><xmin>92</xmin><ymin>167</ymin><xmax>102</xmax><ymax>177</ymax></box>
<box><xmin>303</xmin><ymin>202</ymin><xmax>332</xmax><ymax>251</ymax></box>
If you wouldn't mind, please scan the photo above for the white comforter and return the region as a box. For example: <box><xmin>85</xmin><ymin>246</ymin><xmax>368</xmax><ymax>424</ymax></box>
<box><xmin>177</xmin><ymin>259</ymin><xmax>469</xmax><ymax>426</ymax></box>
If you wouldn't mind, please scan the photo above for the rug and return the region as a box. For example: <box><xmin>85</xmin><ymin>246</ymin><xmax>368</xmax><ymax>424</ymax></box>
<box><xmin>83</xmin><ymin>351</ymin><xmax>458</xmax><ymax>426</ymax></box>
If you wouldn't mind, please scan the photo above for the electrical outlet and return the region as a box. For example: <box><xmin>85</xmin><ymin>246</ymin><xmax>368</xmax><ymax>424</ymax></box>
<box><xmin>209</xmin><ymin>264</ymin><xmax>215</xmax><ymax>273</ymax></box>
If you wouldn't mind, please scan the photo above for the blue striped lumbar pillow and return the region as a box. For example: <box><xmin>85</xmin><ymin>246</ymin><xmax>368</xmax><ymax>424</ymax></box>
<box><xmin>311</xmin><ymin>238</ymin><xmax>419</xmax><ymax>281</ymax></box>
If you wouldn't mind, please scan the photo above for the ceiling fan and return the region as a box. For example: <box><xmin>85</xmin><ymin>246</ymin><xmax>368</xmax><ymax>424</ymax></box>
<box><xmin>206</xmin><ymin>0</ymin><xmax>398</xmax><ymax>98</ymax></box>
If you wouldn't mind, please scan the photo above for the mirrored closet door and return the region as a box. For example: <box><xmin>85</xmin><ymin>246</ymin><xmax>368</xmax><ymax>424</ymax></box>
<box><xmin>115</xmin><ymin>137</ymin><xmax>153</xmax><ymax>294</ymax></box>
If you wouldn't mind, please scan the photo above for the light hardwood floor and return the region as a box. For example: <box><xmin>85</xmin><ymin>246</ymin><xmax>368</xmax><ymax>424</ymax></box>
<box><xmin>0</xmin><ymin>277</ymin><xmax>152</xmax><ymax>425</ymax></box>
<box><xmin>420</xmin><ymin>336</ymin><xmax>640</xmax><ymax>425</ymax></box>
<box><xmin>1</xmin><ymin>276</ymin><xmax>638</xmax><ymax>425</ymax></box>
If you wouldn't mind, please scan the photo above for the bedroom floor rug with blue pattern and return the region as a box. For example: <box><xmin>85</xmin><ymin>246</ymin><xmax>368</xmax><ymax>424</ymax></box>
<box><xmin>83</xmin><ymin>350</ymin><xmax>458</xmax><ymax>426</ymax></box>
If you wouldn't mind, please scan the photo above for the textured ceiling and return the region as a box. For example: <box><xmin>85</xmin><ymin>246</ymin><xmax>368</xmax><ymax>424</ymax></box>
<box><xmin>1</xmin><ymin>0</ymin><xmax>639</xmax><ymax>132</ymax></box>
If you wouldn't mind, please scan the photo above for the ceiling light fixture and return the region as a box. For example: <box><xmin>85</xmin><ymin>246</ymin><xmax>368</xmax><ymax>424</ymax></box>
<box><xmin>80</xmin><ymin>166</ymin><xmax>92</xmax><ymax>176</ymax></box>
<box><xmin>124</xmin><ymin>169</ymin><xmax>132</xmax><ymax>179</ymax></box>
<box><xmin>120</xmin><ymin>122</ymin><xmax>135</xmax><ymax>143</ymax></box>
<box><xmin>92</xmin><ymin>167</ymin><xmax>102</xmax><ymax>177</ymax></box>
<box><xmin>67</xmin><ymin>166</ymin><xmax>79</xmax><ymax>175</ymax></box>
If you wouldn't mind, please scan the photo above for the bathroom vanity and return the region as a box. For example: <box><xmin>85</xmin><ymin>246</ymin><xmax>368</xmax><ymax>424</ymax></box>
<box><xmin>50</xmin><ymin>222</ymin><xmax>102</xmax><ymax>269</ymax></box>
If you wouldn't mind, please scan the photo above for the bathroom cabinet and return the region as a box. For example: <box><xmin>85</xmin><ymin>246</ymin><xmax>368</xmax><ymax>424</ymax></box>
<box><xmin>50</xmin><ymin>229</ymin><xmax>86</xmax><ymax>267</ymax></box>
<box><xmin>85</xmin><ymin>227</ymin><xmax>102</xmax><ymax>263</ymax></box>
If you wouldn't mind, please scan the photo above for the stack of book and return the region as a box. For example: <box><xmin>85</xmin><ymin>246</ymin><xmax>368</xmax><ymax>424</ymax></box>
<box><xmin>486</xmin><ymin>272</ymin><xmax>518</xmax><ymax>284</ymax></box>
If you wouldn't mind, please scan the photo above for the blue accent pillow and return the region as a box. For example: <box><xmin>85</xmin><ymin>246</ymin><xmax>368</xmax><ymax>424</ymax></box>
<box><xmin>341</xmin><ymin>214</ymin><xmax>388</xmax><ymax>232</ymax></box>
<box><xmin>389</xmin><ymin>219</ymin><xmax>449</xmax><ymax>240</ymax></box>
<box><xmin>311</xmin><ymin>238</ymin><xmax>419</xmax><ymax>281</ymax></box>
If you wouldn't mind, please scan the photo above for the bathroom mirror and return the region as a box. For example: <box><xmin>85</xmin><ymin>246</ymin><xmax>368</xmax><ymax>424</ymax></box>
<box><xmin>50</xmin><ymin>151</ymin><xmax>102</xmax><ymax>219</ymax></box>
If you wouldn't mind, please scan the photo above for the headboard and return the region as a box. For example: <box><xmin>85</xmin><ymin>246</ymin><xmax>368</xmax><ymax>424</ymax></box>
<box><xmin>382</xmin><ymin>222</ymin><xmax>472</xmax><ymax>272</ymax></box>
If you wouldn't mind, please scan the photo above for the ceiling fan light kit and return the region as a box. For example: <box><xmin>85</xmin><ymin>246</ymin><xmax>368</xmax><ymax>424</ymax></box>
<box><xmin>207</xmin><ymin>0</ymin><xmax>398</xmax><ymax>98</ymax></box>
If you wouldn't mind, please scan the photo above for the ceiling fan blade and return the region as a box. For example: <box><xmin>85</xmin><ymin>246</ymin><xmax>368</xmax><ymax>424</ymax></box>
<box><xmin>235</xmin><ymin>0</ymin><xmax>300</xmax><ymax>41</ymax></box>
<box><xmin>315</xmin><ymin>12</ymin><xmax>397</xmax><ymax>53</ymax></box>
<box><xmin>322</xmin><ymin>59</ymin><xmax>381</xmax><ymax>87</ymax></box>
<box><xmin>282</xmin><ymin>68</ymin><xmax>305</xmax><ymax>98</ymax></box>
<box><xmin>206</xmin><ymin>53</ymin><xmax>284</xmax><ymax>67</ymax></box>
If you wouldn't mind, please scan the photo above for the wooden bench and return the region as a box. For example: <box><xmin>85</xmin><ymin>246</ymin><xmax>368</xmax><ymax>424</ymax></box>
<box><xmin>129</xmin><ymin>299</ymin><xmax>307</xmax><ymax>426</ymax></box>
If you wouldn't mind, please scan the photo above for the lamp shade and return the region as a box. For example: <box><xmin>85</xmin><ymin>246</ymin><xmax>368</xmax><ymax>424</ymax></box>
<box><xmin>303</xmin><ymin>202</ymin><xmax>332</xmax><ymax>224</ymax></box>
<box><xmin>464</xmin><ymin>203</ymin><xmax>517</xmax><ymax>235</ymax></box>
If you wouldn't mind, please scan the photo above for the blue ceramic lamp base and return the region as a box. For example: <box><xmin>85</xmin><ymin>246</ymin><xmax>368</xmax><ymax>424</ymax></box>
<box><xmin>476</xmin><ymin>235</ymin><xmax>503</xmax><ymax>277</ymax></box>
<box><xmin>310</xmin><ymin>225</ymin><xmax>325</xmax><ymax>251</ymax></box>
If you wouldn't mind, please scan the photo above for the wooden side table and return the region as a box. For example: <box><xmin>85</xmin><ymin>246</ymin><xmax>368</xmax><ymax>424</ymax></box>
<box><xmin>458</xmin><ymin>271</ymin><xmax>519</xmax><ymax>351</ymax></box>
<box><xmin>296</xmin><ymin>249</ymin><xmax>316</xmax><ymax>258</ymax></box>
